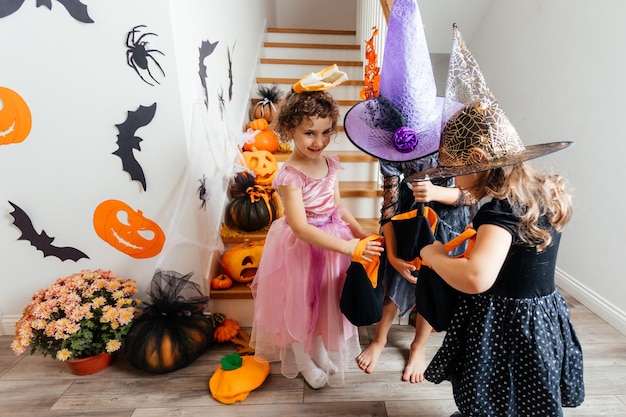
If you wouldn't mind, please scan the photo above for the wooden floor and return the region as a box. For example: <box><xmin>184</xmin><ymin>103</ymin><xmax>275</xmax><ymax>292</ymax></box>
<box><xmin>1</xmin><ymin>289</ymin><xmax>625</xmax><ymax>417</ymax></box>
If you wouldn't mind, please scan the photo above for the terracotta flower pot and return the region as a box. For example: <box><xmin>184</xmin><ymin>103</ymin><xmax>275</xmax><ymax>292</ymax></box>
<box><xmin>66</xmin><ymin>352</ymin><xmax>112</xmax><ymax>375</ymax></box>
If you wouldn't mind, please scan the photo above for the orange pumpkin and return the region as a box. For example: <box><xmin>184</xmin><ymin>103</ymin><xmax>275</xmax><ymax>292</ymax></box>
<box><xmin>251</xmin><ymin>84</ymin><xmax>283</xmax><ymax>123</ymax></box>
<box><xmin>252</xmin><ymin>100</ymin><xmax>276</xmax><ymax>122</ymax></box>
<box><xmin>0</xmin><ymin>87</ymin><xmax>32</xmax><ymax>145</ymax></box>
<box><xmin>247</xmin><ymin>118</ymin><xmax>269</xmax><ymax>131</ymax></box>
<box><xmin>211</xmin><ymin>274</ymin><xmax>233</xmax><ymax>290</ymax></box>
<box><xmin>93</xmin><ymin>199</ymin><xmax>165</xmax><ymax>258</ymax></box>
<box><xmin>243</xmin><ymin>129</ymin><xmax>279</xmax><ymax>153</ymax></box>
<box><xmin>214</xmin><ymin>318</ymin><xmax>241</xmax><ymax>343</ymax></box>
<box><xmin>241</xmin><ymin>150</ymin><xmax>278</xmax><ymax>185</ymax></box>
<box><xmin>220</xmin><ymin>239</ymin><xmax>264</xmax><ymax>284</ymax></box>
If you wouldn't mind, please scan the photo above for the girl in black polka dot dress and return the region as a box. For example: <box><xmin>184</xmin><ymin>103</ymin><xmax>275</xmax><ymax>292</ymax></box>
<box><xmin>409</xmin><ymin>26</ymin><xmax>585</xmax><ymax>417</ymax></box>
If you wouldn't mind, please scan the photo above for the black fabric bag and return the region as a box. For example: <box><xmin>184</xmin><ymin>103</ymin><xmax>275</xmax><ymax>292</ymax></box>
<box><xmin>340</xmin><ymin>234</ymin><xmax>384</xmax><ymax>326</ymax></box>
<box><xmin>415</xmin><ymin>228</ymin><xmax>476</xmax><ymax>332</ymax></box>
<box><xmin>390</xmin><ymin>203</ymin><xmax>438</xmax><ymax>262</ymax></box>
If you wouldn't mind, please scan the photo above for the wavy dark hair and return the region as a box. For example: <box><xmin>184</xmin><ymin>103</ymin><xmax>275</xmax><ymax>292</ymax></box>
<box><xmin>274</xmin><ymin>90</ymin><xmax>340</xmax><ymax>139</ymax></box>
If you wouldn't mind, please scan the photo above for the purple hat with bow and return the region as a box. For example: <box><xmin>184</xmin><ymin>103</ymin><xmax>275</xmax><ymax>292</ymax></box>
<box><xmin>344</xmin><ymin>0</ymin><xmax>448</xmax><ymax>162</ymax></box>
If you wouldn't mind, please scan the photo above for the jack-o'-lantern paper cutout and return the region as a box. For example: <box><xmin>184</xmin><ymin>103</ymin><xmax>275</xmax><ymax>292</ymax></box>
<box><xmin>93</xmin><ymin>199</ymin><xmax>165</xmax><ymax>259</ymax></box>
<box><xmin>0</xmin><ymin>0</ymin><xmax>94</xmax><ymax>23</ymax></box>
<box><xmin>8</xmin><ymin>201</ymin><xmax>89</xmax><ymax>261</ymax></box>
<box><xmin>113</xmin><ymin>103</ymin><xmax>157</xmax><ymax>191</ymax></box>
<box><xmin>0</xmin><ymin>87</ymin><xmax>32</xmax><ymax>145</ymax></box>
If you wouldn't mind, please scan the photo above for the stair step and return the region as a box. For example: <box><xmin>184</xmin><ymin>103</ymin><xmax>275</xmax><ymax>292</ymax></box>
<box><xmin>259</xmin><ymin>58</ymin><xmax>363</xmax><ymax>67</ymax></box>
<box><xmin>267</xmin><ymin>28</ymin><xmax>356</xmax><ymax>36</ymax></box>
<box><xmin>264</xmin><ymin>42</ymin><xmax>360</xmax><ymax>50</ymax></box>
<box><xmin>251</xmin><ymin>97</ymin><xmax>359</xmax><ymax>108</ymax></box>
<box><xmin>339</xmin><ymin>181</ymin><xmax>382</xmax><ymax>198</ymax></box>
<box><xmin>273</xmin><ymin>150</ymin><xmax>376</xmax><ymax>163</ymax></box>
<box><xmin>220</xmin><ymin>217</ymin><xmax>380</xmax><ymax>244</ymax></box>
<box><xmin>256</xmin><ymin>77</ymin><xmax>362</xmax><ymax>86</ymax></box>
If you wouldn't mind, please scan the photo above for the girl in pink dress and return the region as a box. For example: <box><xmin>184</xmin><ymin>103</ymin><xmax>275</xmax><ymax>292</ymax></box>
<box><xmin>250</xmin><ymin>89</ymin><xmax>383</xmax><ymax>389</ymax></box>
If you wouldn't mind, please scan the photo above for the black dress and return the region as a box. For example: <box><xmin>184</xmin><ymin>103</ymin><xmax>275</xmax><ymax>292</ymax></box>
<box><xmin>424</xmin><ymin>199</ymin><xmax>585</xmax><ymax>417</ymax></box>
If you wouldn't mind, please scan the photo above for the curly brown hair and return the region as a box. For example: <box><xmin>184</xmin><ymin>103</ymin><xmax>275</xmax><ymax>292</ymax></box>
<box><xmin>473</xmin><ymin>163</ymin><xmax>573</xmax><ymax>251</ymax></box>
<box><xmin>274</xmin><ymin>91</ymin><xmax>340</xmax><ymax>139</ymax></box>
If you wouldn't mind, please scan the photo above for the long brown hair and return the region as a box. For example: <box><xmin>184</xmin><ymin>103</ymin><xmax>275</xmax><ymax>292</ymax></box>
<box><xmin>475</xmin><ymin>163</ymin><xmax>573</xmax><ymax>251</ymax></box>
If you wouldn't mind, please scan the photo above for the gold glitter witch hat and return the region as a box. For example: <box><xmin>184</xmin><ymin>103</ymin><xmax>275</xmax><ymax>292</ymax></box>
<box><xmin>409</xmin><ymin>24</ymin><xmax>572</xmax><ymax>181</ymax></box>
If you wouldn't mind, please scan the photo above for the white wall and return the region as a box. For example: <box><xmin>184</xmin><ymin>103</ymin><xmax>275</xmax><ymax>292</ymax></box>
<box><xmin>275</xmin><ymin>0</ymin><xmax>357</xmax><ymax>30</ymax></box>
<box><xmin>0</xmin><ymin>0</ymin><xmax>272</xmax><ymax>334</ymax></box>
<box><xmin>467</xmin><ymin>0</ymin><xmax>626</xmax><ymax>333</ymax></box>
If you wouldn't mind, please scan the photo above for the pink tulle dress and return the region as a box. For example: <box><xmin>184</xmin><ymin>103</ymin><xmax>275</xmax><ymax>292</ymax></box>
<box><xmin>250</xmin><ymin>156</ymin><xmax>361</xmax><ymax>387</ymax></box>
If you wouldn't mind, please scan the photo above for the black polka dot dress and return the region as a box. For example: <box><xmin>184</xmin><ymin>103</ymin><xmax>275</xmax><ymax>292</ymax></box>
<box><xmin>424</xmin><ymin>199</ymin><xmax>585</xmax><ymax>417</ymax></box>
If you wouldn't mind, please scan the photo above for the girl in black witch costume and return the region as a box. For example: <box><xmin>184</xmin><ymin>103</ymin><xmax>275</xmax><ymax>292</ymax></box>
<box><xmin>411</xmin><ymin>25</ymin><xmax>584</xmax><ymax>417</ymax></box>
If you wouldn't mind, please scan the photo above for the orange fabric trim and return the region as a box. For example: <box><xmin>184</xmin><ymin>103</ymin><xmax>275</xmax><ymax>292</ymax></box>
<box><xmin>352</xmin><ymin>234</ymin><xmax>383</xmax><ymax>288</ymax></box>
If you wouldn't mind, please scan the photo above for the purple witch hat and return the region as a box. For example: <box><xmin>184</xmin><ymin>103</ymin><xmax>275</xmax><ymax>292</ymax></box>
<box><xmin>344</xmin><ymin>0</ymin><xmax>445</xmax><ymax>162</ymax></box>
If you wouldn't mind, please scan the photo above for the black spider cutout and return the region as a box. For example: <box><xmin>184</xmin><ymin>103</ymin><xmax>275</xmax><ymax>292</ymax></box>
<box><xmin>197</xmin><ymin>175</ymin><xmax>209</xmax><ymax>210</ymax></box>
<box><xmin>126</xmin><ymin>25</ymin><xmax>165</xmax><ymax>86</ymax></box>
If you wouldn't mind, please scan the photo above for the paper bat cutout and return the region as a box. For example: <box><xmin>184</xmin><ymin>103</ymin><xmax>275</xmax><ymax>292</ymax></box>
<box><xmin>198</xmin><ymin>39</ymin><xmax>219</xmax><ymax>107</ymax></box>
<box><xmin>0</xmin><ymin>0</ymin><xmax>94</xmax><ymax>23</ymax></box>
<box><xmin>8</xmin><ymin>201</ymin><xmax>89</xmax><ymax>261</ymax></box>
<box><xmin>113</xmin><ymin>103</ymin><xmax>157</xmax><ymax>191</ymax></box>
<box><xmin>227</xmin><ymin>42</ymin><xmax>235</xmax><ymax>101</ymax></box>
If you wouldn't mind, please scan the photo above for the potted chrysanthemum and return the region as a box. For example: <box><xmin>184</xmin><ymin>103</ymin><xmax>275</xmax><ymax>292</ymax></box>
<box><xmin>11</xmin><ymin>269</ymin><xmax>140</xmax><ymax>375</ymax></box>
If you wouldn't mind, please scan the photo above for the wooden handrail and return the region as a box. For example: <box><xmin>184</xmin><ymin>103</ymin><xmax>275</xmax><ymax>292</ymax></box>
<box><xmin>380</xmin><ymin>0</ymin><xmax>393</xmax><ymax>22</ymax></box>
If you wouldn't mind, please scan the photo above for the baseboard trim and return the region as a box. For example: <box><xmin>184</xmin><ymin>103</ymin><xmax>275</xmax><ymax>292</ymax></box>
<box><xmin>556</xmin><ymin>267</ymin><xmax>626</xmax><ymax>336</ymax></box>
<box><xmin>1</xmin><ymin>314</ymin><xmax>19</xmax><ymax>336</ymax></box>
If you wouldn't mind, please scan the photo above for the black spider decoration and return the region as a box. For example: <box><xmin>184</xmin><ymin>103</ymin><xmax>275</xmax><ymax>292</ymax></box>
<box><xmin>217</xmin><ymin>87</ymin><xmax>225</xmax><ymax>120</ymax></box>
<box><xmin>197</xmin><ymin>175</ymin><xmax>209</xmax><ymax>210</ymax></box>
<box><xmin>126</xmin><ymin>25</ymin><xmax>165</xmax><ymax>86</ymax></box>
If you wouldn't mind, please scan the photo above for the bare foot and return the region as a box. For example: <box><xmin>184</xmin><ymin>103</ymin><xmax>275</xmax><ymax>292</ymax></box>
<box><xmin>402</xmin><ymin>343</ymin><xmax>426</xmax><ymax>383</ymax></box>
<box><xmin>356</xmin><ymin>341</ymin><xmax>385</xmax><ymax>373</ymax></box>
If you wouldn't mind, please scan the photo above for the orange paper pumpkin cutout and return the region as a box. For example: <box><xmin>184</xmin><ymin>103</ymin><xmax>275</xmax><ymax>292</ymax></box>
<box><xmin>0</xmin><ymin>87</ymin><xmax>32</xmax><ymax>145</ymax></box>
<box><xmin>93</xmin><ymin>199</ymin><xmax>165</xmax><ymax>258</ymax></box>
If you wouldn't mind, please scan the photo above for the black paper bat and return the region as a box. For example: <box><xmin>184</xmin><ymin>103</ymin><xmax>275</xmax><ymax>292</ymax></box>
<box><xmin>113</xmin><ymin>103</ymin><xmax>157</xmax><ymax>191</ymax></box>
<box><xmin>198</xmin><ymin>39</ymin><xmax>219</xmax><ymax>107</ymax></box>
<box><xmin>0</xmin><ymin>0</ymin><xmax>94</xmax><ymax>23</ymax></box>
<box><xmin>227</xmin><ymin>41</ymin><xmax>235</xmax><ymax>101</ymax></box>
<box><xmin>8</xmin><ymin>201</ymin><xmax>89</xmax><ymax>261</ymax></box>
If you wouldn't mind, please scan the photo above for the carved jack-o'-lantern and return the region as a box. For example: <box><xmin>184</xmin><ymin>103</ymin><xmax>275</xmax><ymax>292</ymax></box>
<box><xmin>0</xmin><ymin>87</ymin><xmax>32</xmax><ymax>145</ymax></box>
<box><xmin>220</xmin><ymin>239</ymin><xmax>264</xmax><ymax>284</ymax></box>
<box><xmin>241</xmin><ymin>150</ymin><xmax>278</xmax><ymax>186</ymax></box>
<box><xmin>93</xmin><ymin>199</ymin><xmax>165</xmax><ymax>258</ymax></box>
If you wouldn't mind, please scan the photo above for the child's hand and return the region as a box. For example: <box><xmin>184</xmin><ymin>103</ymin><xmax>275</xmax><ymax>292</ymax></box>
<box><xmin>361</xmin><ymin>238</ymin><xmax>384</xmax><ymax>262</ymax></box>
<box><xmin>387</xmin><ymin>254</ymin><xmax>417</xmax><ymax>284</ymax></box>
<box><xmin>412</xmin><ymin>179</ymin><xmax>438</xmax><ymax>203</ymax></box>
<box><xmin>420</xmin><ymin>240</ymin><xmax>445</xmax><ymax>261</ymax></box>
<box><xmin>349</xmin><ymin>237</ymin><xmax>384</xmax><ymax>262</ymax></box>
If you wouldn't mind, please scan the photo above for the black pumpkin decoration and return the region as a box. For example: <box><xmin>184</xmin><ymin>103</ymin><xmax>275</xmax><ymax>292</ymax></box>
<box><xmin>124</xmin><ymin>270</ymin><xmax>214</xmax><ymax>374</ymax></box>
<box><xmin>226</xmin><ymin>171</ymin><xmax>277</xmax><ymax>231</ymax></box>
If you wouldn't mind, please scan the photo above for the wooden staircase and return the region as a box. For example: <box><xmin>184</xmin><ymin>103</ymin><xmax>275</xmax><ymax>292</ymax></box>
<box><xmin>209</xmin><ymin>27</ymin><xmax>382</xmax><ymax>325</ymax></box>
